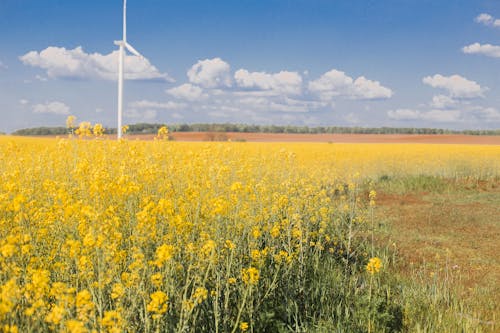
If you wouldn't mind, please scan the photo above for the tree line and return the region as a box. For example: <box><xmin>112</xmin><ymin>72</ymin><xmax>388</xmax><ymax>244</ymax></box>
<box><xmin>10</xmin><ymin>123</ymin><xmax>500</xmax><ymax>136</ymax></box>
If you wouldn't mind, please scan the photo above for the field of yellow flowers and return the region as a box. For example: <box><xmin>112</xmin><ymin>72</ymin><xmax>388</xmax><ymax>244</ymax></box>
<box><xmin>0</xmin><ymin>134</ymin><xmax>499</xmax><ymax>332</ymax></box>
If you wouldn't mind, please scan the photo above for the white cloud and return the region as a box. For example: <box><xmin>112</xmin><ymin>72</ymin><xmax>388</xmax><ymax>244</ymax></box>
<box><xmin>234</xmin><ymin>69</ymin><xmax>302</xmax><ymax>95</ymax></box>
<box><xmin>476</xmin><ymin>13</ymin><xmax>493</xmax><ymax>25</ymax></box>
<box><xmin>171</xmin><ymin>112</ymin><xmax>184</xmax><ymax>120</ymax></box>
<box><xmin>124</xmin><ymin>109</ymin><xmax>158</xmax><ymax>121</ymax></box>
<box><xmin>473</xmin><ymin>107</ymin><xmax>500</xmax><ymax>121</ymax></box>
<box><xmin>129</xmin><ymin>100</ymin><xmax>187</xmax><ymax>110</ymax></box>
<box><xmin>0</xmin><ymin>61</ymin><xmax>6</xmax><ymax>69</ymax></box>
<box><xmin>422</xmin><ymin>74</ymin><xmax>485</xmax><ymax>99</ymax></box>
<box><xmin>430</xmin><ymin>94</ymin><xmax>457</xmax><ymax>109</ymax></box>
<box><xmin>462</xmin><ymin>43</ymin><xmax>500</xmax><ymax>58</ymax></box>
<box><xmin>308</xmin><ymin>69</ymin><xmax>393</xmax><ymax>100</ymax></box>
<box><xmin>387</xmin><ymin>108</ymin><xmax>461</xmax><ymax>122</ymax></box>
<box><xmin>420</xmin><ymin>110</ymin><xmax>462</xmax><ymax>122</ymax></box>
<box><xmin>232</xmin><ymin>95</ymin><xmax>325</xmax><ymax>113</ymax></box>
<box><xmin>35</xmin><ymin>74</ymin><xmax>48</xmax><ymax>82</ymax></box>
<box><xmin>166</xmin><ymin>83</ymin><xmax>208</xmax><ymax>101</ymax></box>
<box><xmin>387</xmin><ymin>109</ymin><xmax>421</xmax><ymax>120</ymax></box>
<box><xmin>19</xmin><ymin>99</ymin><xmax>29</xmax><ymax>105</ymax></box>
<box><xmin>187</xmin><ymin>58</ymin><xmax>232</xmax><ymax>88</ymax></box>
<box><xmin>20</xmin><ymin>46</ymin><xmax>174</xmax><ymax>81</ymax></box>
<box><xmin>343</xmin><ymin>112</ymin><xmax>360</xmax><ymax>124</ymax></box>
<box><xmin>208</xmin><ymin>110</ymin><xmax>231</xmax><ymax>118</ymax></box>
<box><xmin>32</xmin><ymin>101</ymin><xmax>70</xmax><ymax>115</ymax></box>
<box><xmin>475</xmin><ymin>13</ymin><xmax>500</xmax><ymax>27</ymax></box>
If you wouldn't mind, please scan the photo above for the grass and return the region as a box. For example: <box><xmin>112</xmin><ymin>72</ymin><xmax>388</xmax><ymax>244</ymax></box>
<box><xmin>373</xmin><ymin>175</ymin><xmax>499</xmax><ymax>332</ymax></box>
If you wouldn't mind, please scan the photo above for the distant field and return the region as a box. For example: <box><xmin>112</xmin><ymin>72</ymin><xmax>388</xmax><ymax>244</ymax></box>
<box><xmin>132</xmin><ymin>132</ymin><xmax>500</xmax><ymax>144</ymax></box>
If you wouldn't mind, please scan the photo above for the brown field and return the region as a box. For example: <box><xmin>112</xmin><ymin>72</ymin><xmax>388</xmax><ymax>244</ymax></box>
<box><xmin>127</xmin><ymin>132</ymin><xmax>500</xmax><ymax>144</ymax></box>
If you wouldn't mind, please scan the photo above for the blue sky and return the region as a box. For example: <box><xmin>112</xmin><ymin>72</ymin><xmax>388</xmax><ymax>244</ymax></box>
<box><xmin>1</xmin><ymin>0</ymin><xmax>499</xmax><ymax>132</ymax></box>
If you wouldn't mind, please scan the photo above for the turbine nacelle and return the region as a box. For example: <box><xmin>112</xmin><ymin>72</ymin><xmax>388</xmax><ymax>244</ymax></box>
<box><xmin>114</xmin><ymin>41</ymin><xmax>144</xmax><ymax>59</ymax></box>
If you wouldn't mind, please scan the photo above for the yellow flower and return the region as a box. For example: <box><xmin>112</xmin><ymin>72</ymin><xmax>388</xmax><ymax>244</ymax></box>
<box><xmin>225</xmin><ymin>240</ymin><xmax>236</xmax><ymax>250</ymax></box>
<box><xmin>147</xmin><ymin>291</ymin><xmax>168</xmax><ymax>319</ymax></box>
<box><xmin>121</xmin><ymin>124</ymin><xmax>129</xmax><ymax>134</ymax></box>
<box><xmin>201</xmin><ymin>239</ymin><xmax>216</xmax><ymax>258</ymax></box>
<box><xmin>1</xmin><ymin>244</ymin><xmax>16</xmax><ymax>258</ymax></box>
<box><xmin>45</xmin><ymin>304</ymin><xmax>65</xmax><ymax>325</ymax></box>
<box><xmin>66</xmin><ymin>115</ymin><xmax>76</xmax><ymax>129</ymax></box>
<box><xmin>151</xmin><ymin>273</ymin><xmax>163</xmax><ymax>288</ymax></box>
<box><xmin>101</xmin><ymin>310</ymin><xmax>123</xmax><ymax>333</ymax></box>
<box><xmin>239</xmin><ymin>322</ymin><xmax>249</xmax><ymax>331</ymax></box>
<box><xmin>2</xmin><ymin>325</ymin><xmax>18</xmax><ymax>333</ymax></box>
<box><xmin>250</xmin><ymin>249</ymin><xmax>261</xmax><ymax>261</ymax></box>
<box><xmin>241</xmin><ymin>267</ymin><xmax>260</xmax><ymax>286</ymax></box>
<box><xmin>192</xmin><ymin>287</ymin><xmax>208</xmax><ymax>304</ymax></box>
<box><xmin>111</xmin><ymin>283</ymin><xmax>125</xmax><ymax>300</ymax></box>
<box><xmin>0</xmin><ymin>279</ymin><xmax>20</xmax><ymax>316</ymax></box>
<box><xmin>92</xmin><ymin>123</ymin><xmax>105</xmax><ymax>137</ymax></box>
<box><xmin>76</xmin><ymin>290</ymin><xmax>94</xmax><ymax>322</ymax></box>
<box><xmin>270</xmin><ymin>224</ymin><xmax>280</xmax><ymax>238</ymax></box>
<box><xmin>65</xmin><ymin>320</ymin><xmax>87</xmax><ymax>333</ymax></box>
<box><xmin>75</xmin><ymin>121</ymin><xmax>92</xmax><ymax>138</ymax></box>
<box><xmin>366</xmin><ymin>257</ymin><xmax>382</xmax><ymax>275</ymax></box>
<box><xmin>251</xmin><ymin>227</ymin><xmax>261</xmax><ymax>239</ymax></box>
<box><xmin>155</xmin><ymin>244</ymin><xmax>175</xmax><ymax>268</ymax></box>
<box><xmin>156</xmin><ymin>126</ymin><xmax>169</xmax><ymax>140</ymax></box>
<box><xmin>369</xmin><ymin>190</ymin><xmax>377</xmax><ymax>207</ymax></box>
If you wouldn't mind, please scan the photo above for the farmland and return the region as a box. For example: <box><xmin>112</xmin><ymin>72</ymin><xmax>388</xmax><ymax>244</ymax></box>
<box><xmin>0</xmin><ymin>135</ymin><xmax>499</xmax><ymax>332</ymax></box>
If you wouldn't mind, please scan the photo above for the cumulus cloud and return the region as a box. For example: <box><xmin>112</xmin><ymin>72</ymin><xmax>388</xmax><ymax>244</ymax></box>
<box><xmin>124</xmin><ymin>109</ymin><xmax>158</xmax><ymax>121</ymax></box>
<box><xmin>128</xmin><ymin>100</ymin><xmax>187</xmax><ymax>110</ymax></box>
<box><xmin>187</xmin><ymin>58</ymin><xmax>232</xmax><ymax>88</ymax></box>
<box><xmin>308</xmin><ymin>69</ymin><xmax>393</xmax><ymax>101</ymax></box>
<box><xmin>430</xmin><ymin>94</ymin><xmax>457</xmax><ymax>109</ymax></box>
<box><xmin>462</xmin><ymin>43</ymin><xmax>500</xmax><ymax>58</ymax></box>
<box><xmin>473</xmin><ymin>107</ymin><xmax>500</xmax><ymax>121</ymax></box>
<box><xmin>35</xmin><ymin>75</ymin><xmax>48</xmax><ymax>82</ymax></box>
<box><xmin>32</xmin><ymin>101</ymin><xmax>70</xmax><ymax>115</ymax></box>
<box><xmin>420</xmin><ymin>110</ymin><xmax>461</xmax><ymax>122</ymax></box>
<box><xmin>171</xmin><ymin>112</ymin><xmax>184</xmax><ymax>120</ymax></box>
<box><xmin>422</xmin><ymin>74</ymin><xmax>485</xmax><ymax>99</ymax></box>
<box><xmin>343</xmin><ymin>112</ymin><xmax>360</xmax><ymax>124</ymax></box>
<box><xmin>475</xmin><ymin>13</ymin><xmax>500</xmax><ymax>27</ymax></box>
<box><xmin>234</xmin><ymin>69</ymin><xmax>302</xmax><ymax>95</ymax></box>
<box><xmin>387</xmin><ymin>109</ymin><xmax>421</xmax><ymax>120</ymax></box>
<box><xmin>166</xmin><ymin>83</ymin><xmax>208</xmax><ymax>101</ymax></box>
<box><xmin>387</xmin><ymin>108</ymin><xmax>462</xmax><ymax>122</ymax></box>
<box><xmin>233</xmin><ymin>95</ymin><xmax>325</xmax><ymax>113</ymax></box>
<box><xmin>20</xmin><ymin>46</ymin><xmax>174</xmax><ymax>81</ymax></box>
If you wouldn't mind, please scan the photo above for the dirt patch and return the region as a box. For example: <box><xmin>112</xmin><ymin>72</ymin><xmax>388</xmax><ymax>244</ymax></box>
<box><xmin>124</xmin><ymin>132</ymin><xmax>500</xmax><ymax>144</ymax></box>
<box><xmin>376</xmin><ymin>189</ymin><xmax>500</xmax><ymax>295</ymax></box>
<box><xmin>377</xmin><ymin>192</ymin><xmax>428</xmax><ymax>206</ymax></box>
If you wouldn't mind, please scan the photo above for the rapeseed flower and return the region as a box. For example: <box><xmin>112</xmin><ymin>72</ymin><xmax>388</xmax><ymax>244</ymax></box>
<box><xmin>366</xmin><ymin>257</ymin><xmax>382</xmax><ymax>275</ymax></box>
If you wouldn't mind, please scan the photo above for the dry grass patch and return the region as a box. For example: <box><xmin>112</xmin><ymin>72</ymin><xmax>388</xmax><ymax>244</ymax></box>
<box><xmin>376</xmin><ymin>183</ymin><xmax>500</xmax><ymax>329</ymax></box>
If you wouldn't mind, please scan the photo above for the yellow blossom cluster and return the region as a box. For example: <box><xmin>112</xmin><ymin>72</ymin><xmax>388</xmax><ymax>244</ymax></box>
<box><xmin>366</xmin><ymin>257</ymin><xmax>383</xmax><ymax>275</ymax></box>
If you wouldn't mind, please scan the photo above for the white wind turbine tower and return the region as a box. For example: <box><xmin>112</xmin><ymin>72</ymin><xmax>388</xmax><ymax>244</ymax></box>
<box><xmin>114</xmin><ymin>0</ymin><xmax>144</xmax><ymax>139</ymax></box>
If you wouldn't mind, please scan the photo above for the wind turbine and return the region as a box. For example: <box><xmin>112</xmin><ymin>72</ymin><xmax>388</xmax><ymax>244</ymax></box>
<box><xmin>114</xmin><ymin>0</ymin><xmax>144</xmax><ymax>139</ymax></box>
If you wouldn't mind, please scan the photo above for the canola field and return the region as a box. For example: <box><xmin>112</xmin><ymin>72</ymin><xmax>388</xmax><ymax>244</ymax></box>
<box><xmin>0</xmin><ymin>136</ymin><xmax>499</xmax><ymax>332</ymax></box>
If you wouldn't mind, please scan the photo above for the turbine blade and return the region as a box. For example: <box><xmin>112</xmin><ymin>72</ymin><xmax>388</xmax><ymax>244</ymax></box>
<box><xmin>124</xmin><ymin>42</ymin><xmax>144</xmax><ymax>59</ymax></box>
